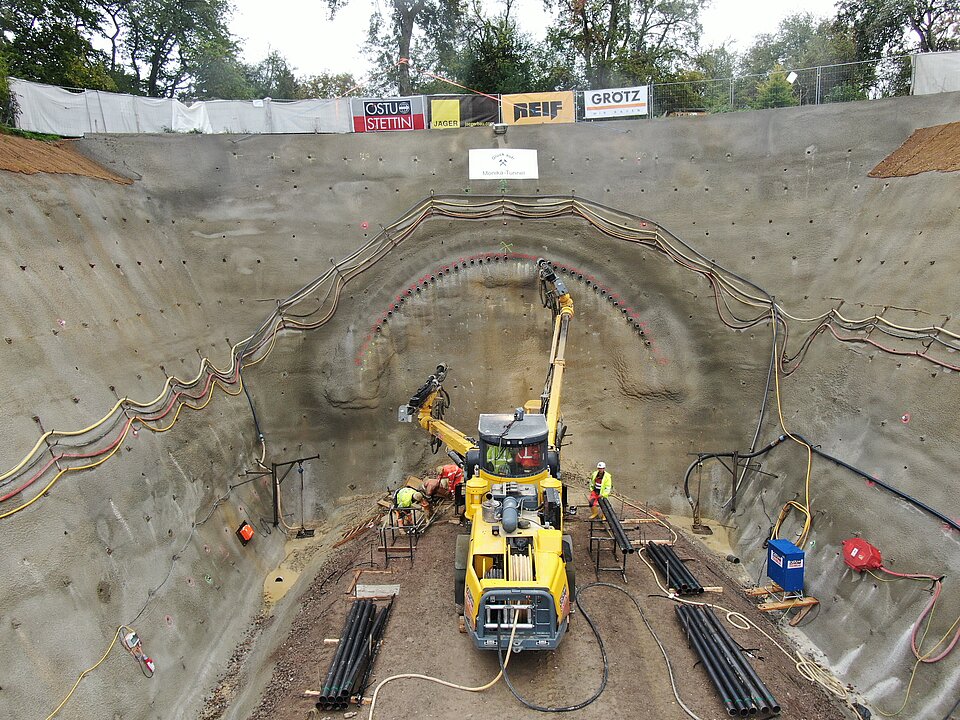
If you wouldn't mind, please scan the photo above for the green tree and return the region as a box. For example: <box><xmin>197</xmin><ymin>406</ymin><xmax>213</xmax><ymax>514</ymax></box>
<box><xmin>297</xmin><ymin>72</ymin><xmax>362</xmax><ymax>98</ymax></box>
<box><xmin>837</xmin><ymin>0</ymin><xmax>959</xmax><ymax>57</ymax></box>
<box><xmin>740</xmin><ymin>13</ymin><xmax>859</xmax><ymax>75</ymax></box>
<box><xmin>120</xmin><ymin>0</ymin><xmax>234</xmax><ymax>97</ymax></box>
<box><xmin>451</xmin><ymin>0</ymin><xmax>547</xmax><ymax>93</ymax></box>
<box><xmin>751</xmin><ymin>66</ymin><xmax>799</xmax><ymax>109</ymax></box>
<box><xmin>329</xmin><ymin>0</ymin><xmax>464</xmax><ymax>96</ymax></box>
<box><xmin>0</xmin><ymin>51</ymin><xmax>16</xmax><ymax>125</ymax></box>
<box><xmin>188</xmin><ymin>40</ymin><xmax>255</xmax><ymax>99</ymax></box>
<box><xmin>545</xmin><ymin>0</ymin><xmax>707</xmax><ymax>88</ymax></box>
<box><xmin>247</xmin><ymin>50</ymin><xmax>299</xmax><ymax>98</ymax></box>
<box><xmin>1</xmin><ymin>0</ymin><xmax>116</xmax><ymax>89</ymax></box>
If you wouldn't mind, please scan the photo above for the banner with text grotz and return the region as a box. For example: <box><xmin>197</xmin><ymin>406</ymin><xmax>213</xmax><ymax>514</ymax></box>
<box><xmin>583</xmin><ymin>85</ymin><xmax>649</xmax><ymax>118</ymax></box>
<box><xmin>501</xmin><ymin>92</ymin><xmax>575</xmax><ymax>125</ymax></box>
<box><xmin>430</xmin><ymin>95</ymin><xmax>499</xmax><ymax>129</ymax></box>
<box><xmin>468</xmin><ymin>149</ymin><xmax>539</xmax><ymax>179</ymax></box>
<box><xmin>351</xmin><ymin>96</ymin><xmax>426</xmax><ymax>132</ymax></box>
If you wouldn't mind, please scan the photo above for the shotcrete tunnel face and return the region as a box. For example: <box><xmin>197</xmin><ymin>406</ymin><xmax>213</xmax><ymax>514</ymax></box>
<box><xmin>255</xmin><ymin>214</ymin><xmax>763</xmax><ymax>516</ymax></box>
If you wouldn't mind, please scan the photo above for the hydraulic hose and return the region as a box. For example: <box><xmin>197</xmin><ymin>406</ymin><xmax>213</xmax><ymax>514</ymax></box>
<box><xmin>497</xmin><ymin>582</ymin><xmax>609</xmax><ymax>712</ymax></box>
<box><xmin>683</xmin><ymin>433</ymin><xmax>960</xmax><ymax>534</ymax></box>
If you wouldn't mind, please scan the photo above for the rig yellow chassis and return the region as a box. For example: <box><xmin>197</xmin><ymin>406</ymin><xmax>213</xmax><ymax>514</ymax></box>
<box><xmin>400</xmin><ymin>259</ymin><xmax>575</xmax><ymax>650</ymax></box>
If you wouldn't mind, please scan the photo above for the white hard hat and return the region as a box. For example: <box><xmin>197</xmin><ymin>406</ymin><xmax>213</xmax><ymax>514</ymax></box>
<box><xmin>597</xmin><ymin>461</ymin><xmax>606</xmax><ymax>469</ymax></box>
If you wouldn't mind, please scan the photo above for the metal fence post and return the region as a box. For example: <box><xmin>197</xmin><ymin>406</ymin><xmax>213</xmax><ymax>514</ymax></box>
<box><xmin>729</xmin><ymin>76</ymin><xmax>734</xmax><ymax>110</ymax></box>
<box><xmin>816</xmin><ymin>66</ymin><xmax>822</xmax><ymax>105</ymax></box>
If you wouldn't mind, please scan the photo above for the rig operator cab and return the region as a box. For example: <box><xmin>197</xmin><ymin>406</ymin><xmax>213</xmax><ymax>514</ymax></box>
<box><xmin>399</xmin><ymin>259</ymin><xmax>575</xmax><ymax>651</ymax></box>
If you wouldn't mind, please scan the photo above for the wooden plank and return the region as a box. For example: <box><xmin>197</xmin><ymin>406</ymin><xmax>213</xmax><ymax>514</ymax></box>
<box><xmin>745</xmin><ymin>583</ymin><xmax>783</xmax><ymax>598</ymax></box>
<box><xmin>758</xmin><ymin>597</ymin><xmax>819</xmax><ymax>612</ymax></box>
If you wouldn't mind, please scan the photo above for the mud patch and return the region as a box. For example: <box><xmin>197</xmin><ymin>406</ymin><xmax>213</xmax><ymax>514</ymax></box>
<box><xmin>869</xmin><ymin>121</ymin><xmax>960</xmax><ymax>177</ymax></box>
<box><xmin>0</xmin><ymin>134</ymin><xmax>132</xmax><ymax>183</ymax></box>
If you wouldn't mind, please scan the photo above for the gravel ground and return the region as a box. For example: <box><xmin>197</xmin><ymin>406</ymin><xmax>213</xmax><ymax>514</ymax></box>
<box><xmin>245</xmin><ymin>492</ymin><xmax>852</xmax><ymax>720</ymax></box>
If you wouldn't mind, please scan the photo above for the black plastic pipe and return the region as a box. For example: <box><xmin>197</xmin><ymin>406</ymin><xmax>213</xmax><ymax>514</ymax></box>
<box><xmin>648</xmin><ymin>542</ymin><xmax>703</xmax><ymax>595</ymax></box>
<box><xmin>676</xmin><ymin>605</ymin><xmax>742</xmax><ymax>716</ymax></box>
<box><xmin>702</xmin><ymin>606</ymin><xmax>781</xmax><ymax>714</ymax></box>
<box><xmin>660</xmin><ymin>544</ymin><xmax>703</xmax><ymax>594</ymax></box>
<box><xmin>696</xmin><ymin>611</ymin><xmax>758</xmax><ymax>716</ymax></box>
<box><xmin>336</xmin><ymin>601</ymin><xmax>375</xmax><ymax>692</ymax></box>
<box><xmin>683</xmin><ymin>432</ymin><xmax>960</xmax><ymax>535</ymax></box>
<box><xmin>327</xmin><ymin>601</ymin><xmax>374</xmax><ymax>706</ymax></box>
<box><xmin>320</xmin><ymin>601</ymin><xmax>360</xmax><ymax>700</ymax></box>
<box><xmin>355</xmin><ymin>599</ymin><xmax>395</xmax><ymax>699</ymax></box>
<box><xmin>598</xmin><ymin>497</ymin><xmax>635</xmax><ymax>554</ymax></box>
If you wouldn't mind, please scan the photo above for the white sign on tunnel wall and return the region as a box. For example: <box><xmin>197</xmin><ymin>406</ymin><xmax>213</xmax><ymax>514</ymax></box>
<box><xmin>468</xmin><ymin>149</ymin><xmax>539</xmax><ymax>180</ymax></box>
<box><xmin>583</xmin><ymin>85</ymin><xmax>649</xmax><ymax>119</ymax></box>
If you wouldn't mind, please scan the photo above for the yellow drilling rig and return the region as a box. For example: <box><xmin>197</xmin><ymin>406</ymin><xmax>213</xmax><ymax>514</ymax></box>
<box><xmin>399</xmin><ymin>258</ymin><xmax>575</xmax><ymax>651</ymax></box>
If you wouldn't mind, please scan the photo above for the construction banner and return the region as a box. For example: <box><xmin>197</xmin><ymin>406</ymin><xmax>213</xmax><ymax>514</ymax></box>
<box><xmin>583</xmin><ymin>85</ymin><xmax>649</xmax><ymax>118</ymax></box>
<box><xmin>501</xmin><ymin>91</ymin><xmax>575</xmax><ymax>126</ymax></box>
<box><xmin>351</xmin><ymin>96</ymin><xmax>427</xmax><ymax>132</ymax></box>
<box><xmin>429</xmin><ymin>95</ymin><xmax>500</xmax><ymax>129</ymax></box>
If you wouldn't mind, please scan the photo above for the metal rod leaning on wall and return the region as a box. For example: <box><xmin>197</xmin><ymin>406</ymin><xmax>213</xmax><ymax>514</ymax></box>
<box><xmin>271</xmin><ymin>453</ymin><xmax>321</xmax><ymax>528</ymax></box>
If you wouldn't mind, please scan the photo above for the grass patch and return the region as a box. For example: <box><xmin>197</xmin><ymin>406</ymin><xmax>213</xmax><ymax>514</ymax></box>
<box><xmin>0</xmin><ymin>125</ymin><xmax>63</xmax><ymax>142</ymax></box>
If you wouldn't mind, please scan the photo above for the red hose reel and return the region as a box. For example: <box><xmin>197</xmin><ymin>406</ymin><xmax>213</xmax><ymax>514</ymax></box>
<box><xmin>841</xmin><ymin>538</ymin><xmax>883</xmax><ymax>572</ymax></box>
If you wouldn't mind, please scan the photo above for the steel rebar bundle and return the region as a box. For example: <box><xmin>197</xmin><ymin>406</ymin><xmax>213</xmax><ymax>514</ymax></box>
<box><xmin>675</xmin><ymin>604</ymin><xmax>781</xmax><ymax>717</ymax></box>
<box><xmin>646</xmin><ymin>541</ymin><xmax>704</xmax><ymax>595</ymax></box>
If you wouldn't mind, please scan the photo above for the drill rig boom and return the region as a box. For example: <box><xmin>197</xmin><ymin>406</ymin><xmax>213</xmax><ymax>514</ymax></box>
<box><xmin>399</xmin><ymin>258</ymin><xmax>575</xmax><ymax>651</ymax></box>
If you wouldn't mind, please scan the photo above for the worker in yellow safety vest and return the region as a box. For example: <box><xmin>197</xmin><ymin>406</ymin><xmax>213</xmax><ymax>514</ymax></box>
<box><xmin>395</xmin><ymin>487</ymin><xmax>425</xmax><ymax>527</ymax></box>
<box><xmin>589</xmin><ymin>461</ymin><xmax>612</xmax><ymax>520</ymax></box>
<box><xmin>486</xmin><ymin>443</ymin><xmax>512</xmax><ymax>475</ymax></box>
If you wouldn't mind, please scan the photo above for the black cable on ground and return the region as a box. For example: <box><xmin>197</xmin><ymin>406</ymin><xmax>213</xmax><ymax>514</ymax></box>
<box><xmin>497</xmin><ymin>582</ymin><xmax>609</xmax><ymax>713</ymax></box>
<box><xmin>942</xmin><ymin>694</ymin><xmax>960</xmax><ymax>720</ymax></box>
<box><xmin>496</xmin><ymin>582</ymin><xmax>701</xmax><ymax>719</ymax></box>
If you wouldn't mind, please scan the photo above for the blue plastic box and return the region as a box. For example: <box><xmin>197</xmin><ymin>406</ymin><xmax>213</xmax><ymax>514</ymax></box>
<box><xmin>767</xmin><ymin>538</ymin><xmax>805</xmax><ymax>592</ymax></box>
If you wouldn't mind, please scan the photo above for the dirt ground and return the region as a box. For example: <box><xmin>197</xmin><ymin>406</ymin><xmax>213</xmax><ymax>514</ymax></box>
<box><xmin>0</xmin><ymin>133</ymin><xmax>132</xmax><ymax>182</ymax></box>
<box><xmin>245</xmin><ymin>484</ymin><xmax>852</xmax><ymax>720</ymax></box>
<box><xmin>869</xmin><ymin>120</ymin><xmax>960</xmax><ymax>177</ymax></box>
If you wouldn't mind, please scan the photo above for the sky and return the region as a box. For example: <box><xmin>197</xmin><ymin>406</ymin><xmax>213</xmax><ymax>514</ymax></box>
<box><xmin>229</xmin><ymin>0</ymin><xmax>842</xmax><ymax>80</ymax></box>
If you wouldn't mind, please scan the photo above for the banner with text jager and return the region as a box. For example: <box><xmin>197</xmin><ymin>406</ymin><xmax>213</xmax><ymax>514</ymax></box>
<box><xmin>501</xmin><ymin>91</ymin><xmax>575</xmax><ymax>126</ymax></box>
<box><xmin>429</xmin><ymin>95</ymin><xmax>500</xmax><ymax>129</ymax></box>
<box><xmin>583</xmin><ymin>85</ymin><xmax>649</xmax><ymax>118</ymax></box>
<box><xmin>351</xmin><ymin>96</ymin><xmax>427</xmax><ymax>132</ymax></box>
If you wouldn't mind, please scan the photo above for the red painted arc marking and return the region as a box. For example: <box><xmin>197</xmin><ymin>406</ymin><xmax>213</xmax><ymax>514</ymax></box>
<box><xmin>355</xmin><ymin>253</ymin><xmax>667</xmax><ymax>368</ymax></box>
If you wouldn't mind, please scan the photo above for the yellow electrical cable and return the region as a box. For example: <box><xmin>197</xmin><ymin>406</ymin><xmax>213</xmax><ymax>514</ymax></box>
<box><xmin>44</xmin><ymin>626</ymin><xmax>126</xmax><ymax>720</ymax></box>
<box><xmin>2</xmin><ymin>195</ymin><xmax>955</xmax><ymax>524</ymax></box>
<box><xmin>768</xmin><ymin>310</ymin><xmax>814</xmax><ymax>548</ymax></box>
<box><xmin>367</xmin><ymin>616</ymin><xmax>519</xmax><ymax>719</ymax></box>
<box><xmin>0</xmin><ymin>378</ymin><xmax>242</xmax><ymax>520</ymax></box>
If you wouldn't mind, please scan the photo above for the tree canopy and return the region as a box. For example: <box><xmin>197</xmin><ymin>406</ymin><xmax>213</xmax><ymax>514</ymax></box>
<box><xmin>1</xmin><ymin>0</ymin><xmax>958</xmax><ymax>121</ymax></box>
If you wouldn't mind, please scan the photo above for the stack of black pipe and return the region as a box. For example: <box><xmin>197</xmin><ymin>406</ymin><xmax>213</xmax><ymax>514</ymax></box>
<box><xmin>675</xmin><ymin>605</ymin><xmax>781</xmax><ymax>717</ymax></box>
<box><xmin>646</xmin><ymin>541</ymin><xmax>703</xmax><ymax>595</ymax></box>
<box><xmin>317</xmin><ymin>598</ymin><xmax>394</xmax><ymax>710</ymax></box>
<box><xmin>597</xmin><ymin>497</ymin><xmax>635</xmax><ymax>554</ymax></box>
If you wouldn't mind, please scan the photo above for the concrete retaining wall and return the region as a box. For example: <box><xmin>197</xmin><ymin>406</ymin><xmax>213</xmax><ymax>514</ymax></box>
<box><xmin>0</xmin><ymin>92</ymin><xmax>957</xmax><ymax>718</ymax></box>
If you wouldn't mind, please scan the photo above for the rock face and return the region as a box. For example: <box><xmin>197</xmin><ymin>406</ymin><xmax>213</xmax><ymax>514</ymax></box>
<box><xmin>0</xmin><ymin>92</ymin><xmax>958</xmax><ymax>719</ymax></box>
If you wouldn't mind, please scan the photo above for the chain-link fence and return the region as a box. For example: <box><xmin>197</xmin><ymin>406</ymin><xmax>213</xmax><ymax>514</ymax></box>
<box><xmin>647</xmin><ymin>55</ymin><xmax>913</xmax><ymax>117</ymax></box>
